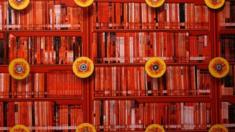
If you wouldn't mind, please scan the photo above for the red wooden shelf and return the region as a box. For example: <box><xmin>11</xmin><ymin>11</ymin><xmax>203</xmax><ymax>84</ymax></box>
<box><xmin>94</xmin><ymin>96</ymin><xmax>212</xmax><ymax>103</ymax></box>
<box><xmin>95</xmin><ymin>62</ymin><xmax>209</xmax><ymax>67</ymax></box>
<box><xmin>219</xmin><ymin>29</ymin><xmax>235</xmax><ymax>35</ymax></box>
<box><xmin>167</xmin><ymin>130</ymin><xmax>208</xmax><ymax>132</ymax></box>
<box><xmin>94</xmin><ymin>29</ymin><xmax>209</xmax><ymax>35</ymax></box>
<box><xmin>6</xmin><ymin>30</ymin><xmax>83</xmax><ymax>36</ymax></box>
<box><xmin>95</xmin><ymin>0</ymin><xmax>205</xmax><ymax>4</ymax></box>
<box><xmin>0</xmin><ymin>62</ymin><xmax>209</xmax><ymax>73</ymax></box>
<box><xmin>0</xmin><ymin>97</ymin><xmax>83</xmax><ymax>104</ymax></box>
<box><xmin>220</xmin><ymin>96</ymin><xmax>235</xmax><ymax>103</ymax></box>
<box><xmin>0</xmin><ymin>65</ymin><xmax>73</xmax><ymax>73</ymax></box>
<box><xmin>96</xmin><ymin>130</ymin><xmax>208</xmax><ymax>132</ymax></box>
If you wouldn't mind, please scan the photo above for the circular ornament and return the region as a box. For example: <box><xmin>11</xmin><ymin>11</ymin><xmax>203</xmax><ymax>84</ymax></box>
<box><xmin>145</xmin><ymin>0</ymin><xmax>165</xmax><ymax>8</ymax></box>
<box><xmin>72</xmin><ymin>57</ymin><xmax>94</xmax><ymax>78</ymax></box>
<box><xmin>145</xmin><ymin>124</ymin><xmax>165</xmax><ymax>132</ymax></box>
<box><xmin>9</xmin><ymin>58</ymin><xmax>30</xmax><ymax>80</ymax></box>
<box><xmin>204</xmin><ymin>0</ymin><xmax>225</xmax><ymax>9</ymax></box>
<box><xmin>9</xmin><ymin>0</ymin><xmax>30</xmax><ymax>10</ymax></box>
<box><xmin>74</xmin><ymin>0</ymin><xmax>94</xmax><ymax>7</ymax></box>
<box><xmin>76</xmin><ymin>123</ymin><xmax>96</xmax><ymax>132</ymax></box>
<box><xmin>145</xmin><ymin>57</ymin><xmax>166</xmax><ymax>78</ymax></box>
<box><xmin>10</xmin><ymin>124</ymin><xmax>30</xmax><ymax>132</ymax></box>
<box><xmin>208</xmin><ymin>124</ymin><xmax>228</xmax><ymax>132</ymax></box>
<box><xmin>208</xmin><ymin>57</ymin><xmax>229</xmax><ymax>78</ymax></box>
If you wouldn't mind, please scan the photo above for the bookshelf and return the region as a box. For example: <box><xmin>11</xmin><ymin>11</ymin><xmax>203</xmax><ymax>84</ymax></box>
<box><xmin>0</xmin><ymin>0</ymin><xmax>90</xmax><ymax>131</ymax></box>
<box><xmin>0</xmin><ymin>0</ymin><xmax>234</xmax><ymax>131</ymax></box>
<box><xmin>217</xmin><ymin>0</ymin><xmax>235</xmax><ymax>130</ymax></box>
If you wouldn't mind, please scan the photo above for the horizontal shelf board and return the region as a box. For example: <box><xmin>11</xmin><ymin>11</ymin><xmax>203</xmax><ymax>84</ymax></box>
<box><xmin>95</xmin><ymin>0</ymin><xmax>204</xmax><ymax>4</ymax></box>
<box><xmin>94</xmin><ymin>29</ymin><xmax>209</xmax><ymax>34</ymax></box>
<box><xmin>95</xmin><ymin>62</ymin><xmax>209</xmax><ymax>67</ymax></box>
<box><xmin>219</xmin><ymin>29</ymin><xmax>235</xmax><ymax>35</ymax></box>
<box><xmin>0</xmin><ymin>97</ymin><xmax>83</xmax><ymax>104</ymax></box>
<box><xmin>92</xmin><ymin>130</ymin><xmax>208</xmax><ymax>132</ymax></box>
<box><xmin>5</xmin><ymin>30</ymin><xmax>83</xmax><ymax>36</ymax></box>
<box><xmin>94</xmin><ymin>96</ymin><xmax>212</xmax><ymax>102</ymax></box>
<box><xmin>166</xmin><ymin>130</ymin><xmax>208</xmax><ymax>132</ymax></box>
<box><xmin>220</xmin><ymin>96</ymin><xmax>235</xmax><ymax>103</ymax></box>
<box><xmin>0</xmin><ymin>63</ymin><xmax>209</xmax><ymax>72</ymax></box>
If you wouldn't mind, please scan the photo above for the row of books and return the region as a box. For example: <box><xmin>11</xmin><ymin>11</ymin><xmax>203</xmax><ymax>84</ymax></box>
<box><xmin>0</xmin><ymin>101</ymin><xmax>83</xmax><ymax>131</ymax></box>
<box><xmin>94</xmin><ymin>66</ymin><xmax>211</xmax><ymax>97</ymax></box>
<box><xmin>218</xmin><ymin>1</ymin><xmax>235</xmax><ymax>28</ymax></box>
<box><xmin>92</xmin><ymin>2</ymin><xmax>209</xmax><ymax>29</ymax></box>
<box><xmin>220</xmin><ymin>36</ymin><xmax>235</xmax><ymax>62</ymax></box>
<box><xmin>92</xmin><ymin>32</ymin><xmax>210</xmax><ymax>63</ymax></box>
<box><xmin>0</xmin><ymin>72</ymin><xmax>83</xmax><ymax>98</ymax></box>
<box><xmin>221</xmin><ymin>102</ymin><xmax>235</xmax><ymax>124</ymax></box>
<box><xmin>221</xmin><ymin>65</ymin><xmax>235</xmax><ymax>96</ymax></box>
<box><xmin>7</xmin><ymin>34</ymin><xmax>82</xmax><ymax>64</ymax></box>
<box><xmin>0</xmin><ymin>1</ymin><xmax>83</xmax><ymax>30</ymax></box>
<box><xmin>93</xmin><ymin>100</ymin><xmax>211</xmax><ymax>131</ymax></box>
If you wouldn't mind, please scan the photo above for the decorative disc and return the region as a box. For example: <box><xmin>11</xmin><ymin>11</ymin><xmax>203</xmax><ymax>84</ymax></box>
<box><xmin>74</xmin><ymin>0</ymin><xmax>94</xmax><ymax>7</ymax></box>
<box><xmin>145</xmin><ymin>57</ymin><xmax>166</xmax><ymax>78</ymax></box>
<box><xmin>204</xmin><ymin>0</ymin><xmax>225</xmax><ymax>9</ymax></box>
<box><xmin>72</xmin><ymin>57</ymin><xmax>94</xmax><ymax>78</ymax></box>
<box><xmin>76</xmin><ymin>123</ymin><xmax>96</xmax><ymax>132</ymax></box>
<box><xmin>9</xmin><ymin>58</ymin><xmax>30</xmax><ymax>80</ymax></box>
<box><xmin>145</xmin><ymin>124</ymin><xmax>165</xmax><ymax>132</ymax></box>
<box><xmin>8</xmin><ymin>0</ymin><xmax>30</xmax><ymax>10</ymax></box>
<box><xmin>209</xmin><ymin>124</ymin><xmax>228</xmax><ymax>132</ymax></box>
<box><xmin>145</xmin><ymin>0</ymin><xmax>165</xmax><ymax>8</ymax></box>
<box><xmin>10</xmin><ymin>124</ymin><xmax>30</xmax><ymax>132</ymax></box>
<box><xmin>208</xmin><ymin>57</ymin><xmax>229</xmax><ymax>78</ymax></box>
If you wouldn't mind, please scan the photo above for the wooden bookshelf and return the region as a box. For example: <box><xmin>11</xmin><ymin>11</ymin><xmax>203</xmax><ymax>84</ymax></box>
<box><xmin>0</xmin><ymin>0</ymin><xmax>234</xmax><ymax>131</ymax></box>
<box><xmin>216</xmin><ymin>0</ymin><xmax>235</xmax><ymax>130</ymax></box>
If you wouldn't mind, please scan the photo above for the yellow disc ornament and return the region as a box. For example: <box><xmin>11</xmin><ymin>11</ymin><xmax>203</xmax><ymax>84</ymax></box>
<box><xmin>9</xmin><ymin>58</ymin><xmax>30</xmax><ymax>80</ymax></box>
<box><xmin>10</xmin><ymin>124</ymin><xmax>30</xmax><ymax>132</ymax></box>
<box><xmin>72</xmin><ymin>57</ymin><xmax>94</xmax><ymax>78</ymax></box>
<box><xmin>204</xmin><ymin>0</ymin><xmax>225</xmax><ymax>9</ymax></box>
<box><xmin>145</xmin><ymin>124</ymin><xmax>165</xmax><ymax>132</ymax></box>
<box><xmin>145</xmin><ymin>0</ymin><xmax>165</xmax><ymax>8</ymax></box>
<box><xmin>145</xmin><ymin>57</ymin><xmax>166</xmax><ymax>78</ymax></box>
<box><xmin>208</xmin><ymin>124</ymin><xmax>228</xmax><ymax>132</ymax></box>
<box><xmin>208</xmin><ymin>57</ymin><xmax>229</xmax><ymax>78</ymax></box>
<box><xmin>76</xmin><ymin>123</ymin><xmax>96</xmax><ymax>132</ymax></box>
<box><xmin>9</xmin><ymin>0</ymin><xmax>30</xmax><ymax>10</ymax></box>
<box><xmin>74</xmin><ymin>0</ymin><xmax>94</xmax><ymax>7</ymax></box>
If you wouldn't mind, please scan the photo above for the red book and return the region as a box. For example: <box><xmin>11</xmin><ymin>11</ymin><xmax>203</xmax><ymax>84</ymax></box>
<box><xmin>95</xmin><ymin>67</ymin><xmax>100</xmax><ymax>96</ymax></box>
<box><xmin>121</xmin><ymin>67</ymin><xmax>126</xmax><ymax>96</ymax></box>
<box><xmin>0</xmin><ymin>102</ymin><xmax>3</xmax><ymax>127</ymax></box>
<box><xmin>98</xmin><ymin>2</ymin><xmax>109</xmax><ymax>28</ymax></box>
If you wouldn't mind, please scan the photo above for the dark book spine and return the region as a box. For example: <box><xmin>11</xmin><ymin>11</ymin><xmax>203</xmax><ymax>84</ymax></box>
<box><xmin>76</xmin><ymin>37</ymin><xmax>82</xmax><ymax>58</ymax></box>
<box><xmin>100</xmin><ymin>101</ymin><xmax>104</xmax><ymax>130</ymax></box>
<box><xmin>73</xmin><ymin>36</ymin><xmax>82</xmax><ymax>61</ymax></box>
<box><xmin>0</xmin><ymin>40</ymin><xmax>4</xmax><ymax>64</ymax></box>
<box><xmin>97</xmin><ymin>33</ymin><xmax>102</xmax><ymax>63</ymax></box>
<box><xmin>3</xmin><ymin>102</ymin><xmax>8</xmax><ymax>127</ymax></box>
<box><xmin>229</xmin><ymin>104</ymin><xmax>235</xmax><ymax>122</ymax></box>
<box><xmin>179</xmin><ymin>3</ymin><xmax>185</xmax><ymax>29</ymax></box>
<box><xmin>54</xmin><ymin>36</ymin><xmax>61</xmax><ymax>64</ymax></box>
